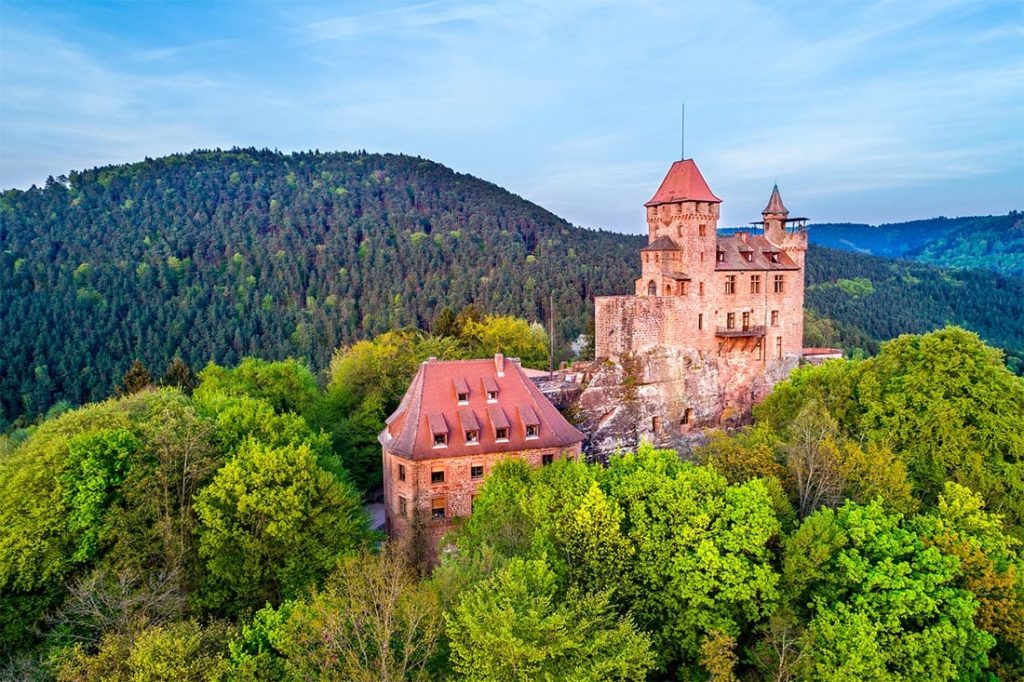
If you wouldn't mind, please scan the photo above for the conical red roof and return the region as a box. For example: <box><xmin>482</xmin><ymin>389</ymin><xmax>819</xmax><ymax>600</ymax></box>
<box><xmin>645</xmin><ymin>159</ymin><xmax>722</xmax><ymax>207</ymax></box>
<box><xmin>762</xmin><ymin>184</ymin><xmax>788</xmax><ymax>215</ymax></box>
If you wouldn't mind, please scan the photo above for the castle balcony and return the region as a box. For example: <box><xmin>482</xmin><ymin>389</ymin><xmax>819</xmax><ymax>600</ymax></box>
<box><xmin>715</xmin><ymin>325</ymin><xmax>765</xmax><ymax>338</ymax></box>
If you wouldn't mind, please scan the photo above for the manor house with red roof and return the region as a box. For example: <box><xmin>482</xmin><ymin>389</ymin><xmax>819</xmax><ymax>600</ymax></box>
<box><xmin>380</xmin><ymin>353</ymin><xmax>584</xmax><ymax>539</ymax></box>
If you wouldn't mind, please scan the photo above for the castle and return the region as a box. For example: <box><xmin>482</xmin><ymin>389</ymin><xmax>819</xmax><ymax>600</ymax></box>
<box><xmin>577</xmin><ymin>158</ymin><xmax>809</xmax><ymax>456</ymax></box>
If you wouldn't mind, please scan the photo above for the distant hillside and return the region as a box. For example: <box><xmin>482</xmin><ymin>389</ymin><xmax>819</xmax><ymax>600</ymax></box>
<box><xmin>2</xmin><ymin>149</ymin><xmax>1021</xmax><ymax>425</ymax></box>
<box><xmin>0</xmin><ymin>149</ymin><xmax>642</xmax><ymax>424</ymax></box>
<box><xmin>808</xmin><ymin>213</ymin><xmax>1024</xmax><ymax>277</ymax></box>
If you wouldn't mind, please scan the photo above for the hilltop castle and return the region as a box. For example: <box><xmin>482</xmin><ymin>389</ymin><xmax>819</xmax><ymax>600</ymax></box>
<box><xmin>576</xmin><ymin>159</ymin><xmax>811</xmax><ymax>456</ymax></box>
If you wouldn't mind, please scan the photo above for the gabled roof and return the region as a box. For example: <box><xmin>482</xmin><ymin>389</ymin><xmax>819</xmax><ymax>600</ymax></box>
<box><xmin>762</xmin><ymin>184</ymin><xmax>789</xmax><ymax>215</ymax></box>
<box><xmin>640</xmin><ymin>235</ymin><xmax>681</xmax><ymax>251</ymax></box>
<box><xmin>645</xmin><ymin>159</ymin><xmax>722</xmax><ymax>207</ymax></box>
<box><xmin>380</xmin><ymin>355</ymin><xmax>585</xmax><ymax>460</ymax></box>
<box><xmin>714</xmin><ymin>234</ymin><xmax>799</xmax><ymax>271</ymax></box>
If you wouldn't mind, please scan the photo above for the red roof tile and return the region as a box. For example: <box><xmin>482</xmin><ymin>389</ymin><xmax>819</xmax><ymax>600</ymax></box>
<box><xmin>380</xmin><ymin>356</ymin><xmax>585</xmax><ymax>460</ymax></box>
<box><xmin>645</xmin><ymin>159</ymin><xmax>722</xmax><ymax>207</ymax></box>
<box><xmin>714</xmin><ymin>234</ymin><xmax>799</xmax><ymax>271</ymax></box>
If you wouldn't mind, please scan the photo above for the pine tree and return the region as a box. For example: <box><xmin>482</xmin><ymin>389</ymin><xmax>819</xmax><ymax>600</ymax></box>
<box><xmin>117</xmin><ymin>360</ymin><xmax>152</xmax><ymax>396</ymax></box>
<box><xmin>161</xmin><ymin>357</ymin><xmax>197</xmax><ymax>395</ymax></box>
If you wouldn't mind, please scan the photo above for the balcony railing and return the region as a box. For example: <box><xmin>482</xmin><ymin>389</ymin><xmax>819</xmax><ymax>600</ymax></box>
<box><xmin>715</xmin><ymin>325</ymin><xmax>766</xmax><ymax>338</ymax></box>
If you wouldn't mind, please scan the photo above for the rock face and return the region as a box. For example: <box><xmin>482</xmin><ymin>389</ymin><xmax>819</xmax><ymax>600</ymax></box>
<box><xmin>571</xmin><ymin>349</ymin><xmax>798</xmax><ymax>462</ymax></box>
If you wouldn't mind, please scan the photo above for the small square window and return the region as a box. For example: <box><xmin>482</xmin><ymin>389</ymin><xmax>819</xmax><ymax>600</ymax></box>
<box><xmin>433</xmin><ymin>433</ymin><xmax>447</xmax><ymax>447</ymax></box>
<box><xmin>542</xmin><ymin>453</ymin><xmax>554</xmax><ymax>466</ymax></box>
<box><xmin>496</xmin><ymin>427</ymin><xmax>508</xmax><ymax>440</ymax></box>
<box><xmin>398</xmin><ymin>495</ymin><xmax>408</xmax><ymax>517</ymax></box>
<box><xmin>466</xmin><ymin>430</ymin><xmax>479</xmax><ymax>444</ymax></box>
<box><xmin>398</xmin><ymin>463</ymin><xmax>406</xmax><ymax>482</ymax></box>
<box><xmin>431</xmin><ymin>469</ymin><xmax>444</xmax><ymax>484</ymax></box>
<box><xmin>487</xmin><ymin>391</ymin><xmax>498</xmax><ymax>401</ymax></box>
<box><xmin>526</xmin><ymin>424</ymin><xmax>538</xmax><ymax>438</ymax></box>
<box><xmin>471</xmin><ymin>465</ymin><xmax>484</xmax><ymax>479</ymax></box>
<box><xmin>457</xmin><ymin>392</ymin><xmax>468</xmax><ymax>403</ymax></box>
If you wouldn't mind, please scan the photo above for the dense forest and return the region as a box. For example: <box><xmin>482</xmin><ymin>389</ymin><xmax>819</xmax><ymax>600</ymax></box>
<box><xmin>3</xmin><ymin>149</ymin><xmax>1022</xmax><ymax>428</ymax></box>
<box><xmin>2</xmin><ymin>326</ymin><xmax>1022</xmax><ymax>680</ymax></box>
<box><xmin>807</xmin><ymin>213</ymin><xmax>1024</xmax><ymax>278</ymax></box>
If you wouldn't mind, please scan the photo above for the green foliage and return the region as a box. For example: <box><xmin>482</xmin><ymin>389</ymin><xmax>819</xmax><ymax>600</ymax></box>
<box><xmin>460</xmin><ymin>314</ymin><xmax>549</xmax><ymax>369</ymax></box>
<box><xmin>445</xmin><ymin>557</ymin><xmax>654</xmax><ymax>681</ymax></box>
<box><xmin>785</xmin><ymin>500</ymin><xmax>994</xmax><ymax>680</ymax></box>
<box><xmin>56</xmin><ymin>620</ymin><xmax>231</xmax><ymax>682</ymax></box>
<box><xmin>161</xmin><ymin>356</ymin><xmax>197</xmax><ymax>395</ymax></box>
<box><xmin>60</xmin><ymin>429</ymin><xmax>141</xmax><ymax>563</ymax></box>
<box><xmin>603</xmin><ymin>444</ymin><xmax>782</xmax><ymax>672</ymax></box>
<box><xmin>194</xmin><ymin>358</ymin><xmax>319</xmax><ymax>418</ymax></box>
<box><xmin>757</xmin><ymin>326</ymin><xmax>1024</xmax><ymax>528</ymax></box>
<box><xmin>193</xmin><ymin>440</ymin><xmax>370</xmax><ymax>614</ymax></box>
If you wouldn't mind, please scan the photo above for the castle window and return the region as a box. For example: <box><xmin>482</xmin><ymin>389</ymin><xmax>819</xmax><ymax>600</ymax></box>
<box><xmin>496</xmin><ymin>427</ymin><xmax>509</xmax><ymax>441</ymax></box>
<box><xmin>484</xmin><ymin>377</ymin><xmax>499</xmax><ymax>402</ymax></box>
<box><xmin>542</xmin><ymin>453</ymin><xmax>554</xmax><ymax>466</ymax></box>
<box><xmin>433</xmin><ymin>433</ymin><xmax>447</xmax><ymax>447</ymax></box>
<box><xmin>742</xmin><ymin>312</ymin><xmax>751</xmax><ymax>330</ymax></box>
<box><xmin>776</xmin><ymin>337</ymin><xmax>783</xmax><ymax>359</ymax></box>
<box><xmin>652</xmin><ymin>416</ymin><xmax>661</xmax><ymax>432</ymax></box>
<box><xmin>428</xmin><ymin>411</ymin><xmax>448</xmax><ymax>447</ymax></box>
<box><xmin>655</xmin><ymin>253</ymin><xmax>659</xmax><ymax>262</ymax></box>
<box><xmin>699</xmin><ymin>224</ymin><xmax>707</xmax><ymax>237</ymax></box>
<box><xmin>665</xmin><ymin>284</ymin><xmax>672</xmax><ymax>295</ymax></box>
<box><xmin>701</xmin><ymin>252</ymin><xmax>705</xmax><ymax>261</ymax></box>
<box><xmin>725</xmin><ymin>275</ymin><xmax>736</xmax><ymax>294</ymax></box>
<box><xmin>681</xmin><ymin>408</ymin><xmax>692</xmax><ymax>426</ymax></box>
<box><xmin>744</xmin><ymin>252</ymin><xmax>753</xmax><ymax>263</ymax></box>
<box><xmin>717</xmin><ymin>250</ymin><xmax>725</xmax><ymax>262</ymax></box>
<box><xmin>431</xmin><ymin>497</ymin><xmax>446</xmax><ymax>519</ymax></box>
<box><xmin>771</xmin><ymin>252</ymin><xmax>780</xmax><ymax>263</ymax></box>
<box><xmin>699</xmin><ymin>282</ymin><xmax>704</xmax><ymax>296</ymax></box>
<box><xmin>750</xmin><ymin>275</ymin><xmax>761</xmax><ymax>294</ymax></box>
<box><xmin>398</xmin><ymin>495</ymin><xmax>408</xmax><ymax>517</ymax></box>
<box><xmin>727</xmin><ymin>313</ymin><xmax>736</xmax><ymax>330</ymax></box>
<box><xmin>757</xmin><ymin>338</ymin><xmax>764</xmax><ymax>360</ymax></box>
<box><xmin>457</xmin><ymin>392</ymin><xmax>468</xmax><ymax>403</ymax></box>
<box><xmin>471</xmin><ymin>464</ymin><xmax>484</xmax><ymax>480</ymax></box>
<box><xmin>398</xmin><ymin>463</ymin><xmax>406</xmax><ymax>482</ymax></box>
<box><xmin>526</xmin><ymin>424</ymin><xmax>539</xmax><ymax>438</ymax></box>
<box><xmin>454</xmin><ymin>377</ymin><xmax>470</xmax><ymax>403</ymax></box>
<box><xmin>680</xmin><ymin>281</ymin><xmax>689</xmax><ymax>295</ymax></box>
<box><xmin>698</xmin><ymin>313</ymin><xmax>703</xmax><ymax>330</ymax></box>
<box><xmin>771</xmin><ymin>310</ymin><xmax>779</xmax><ymax>326</ymax></box>
<box><xmin>466</xmin><ymin>430</ymin><xmax>479</xmax><ymax>444</ymax></box>
<box><xmin>648</xmin><ymin>280</ymin><xmax>657</xmax><ymax>296</ymax></box>
<box><xmin>774</xmin><ymin>275</ymin><xmax>785</xmax><ymax>293</ymax></box>
<box><xmin>431</xmin><ymin>468</ymin><xmax>445</xmax><ymax>484</ymax></box>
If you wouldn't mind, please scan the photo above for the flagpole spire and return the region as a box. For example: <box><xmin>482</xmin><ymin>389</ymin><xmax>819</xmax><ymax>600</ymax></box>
<box><xmin>680</xmin><ymin>102</ymin><xmax>685</xmax><ymax>160</ymax></box>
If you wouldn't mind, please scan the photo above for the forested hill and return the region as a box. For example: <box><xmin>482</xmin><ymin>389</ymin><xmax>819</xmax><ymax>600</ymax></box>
<box><xmin>0</xmin><ymin>149</ymin><xmax>643</xmax><ymax>423</ymax></box>
<box><xmin>807</xmin><ymin>213</ymin><xmax>1024</xmax><ymax>277</ymax></box>
<box><xmin>2</xmin><ymin>148</ymin><xmax>1022</xmax><ymax>426</ymax></box>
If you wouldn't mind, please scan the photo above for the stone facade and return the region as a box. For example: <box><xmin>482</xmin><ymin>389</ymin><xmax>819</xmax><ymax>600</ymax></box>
<box><xmin>383</xmin><ymin>443</ymin><xmax>581</xmax><ymax>542</ymax></box>
<box><xmin>584</xmin><ymin>161</ymin><xmax>808</xmax><ymax>458</ymax></box>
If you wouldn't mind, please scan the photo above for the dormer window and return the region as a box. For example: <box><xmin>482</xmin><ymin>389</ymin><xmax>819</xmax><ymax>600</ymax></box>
<box><xmin>770</xmin><ymin>252</ymin><xmax>780</xmax><ymax>263</ymax></box>
<box><xmin>519</xmin><ymin>404</ymin><xmax>541</xmax><ymax>440</ymax></box>
<box><xmin>465</xmin><ymin>430</ymin><xmax>479</xmax><ymax>444</ymax></box>
<box><xmin>496</xmin><ymin>427</ymin><xmax>508</xmax><ymax>441</ymax></box>
<box><xmin>428</xmin><ymin>411</ymin><xmax>448</xmax><ymax>448</ymax></box>
<box><xmin>744</xmin><ymin>251</ymin><xmax>753</xmax><ymax>263</ymax></box>
<box><xmin>526</xmin><ymin>425</ymin><xmax>538</xmax><ymax>438</ymax></box>
<box><xmin>488</xmin><ymin>405</ymin><xmax>511</xmax><ymax>442</ymax></box>
<box><xmin>483</xmin><ymin>377</ymin><xmax>499</xmax><ymax>403</ymax></box>
<box><xmin>454</xmin><ymin>377</ymin><xmax>470</xmax><ymax>404</ymax></box>
<box><xmin>717</xmin><ymin>250</ymin><xmax>725</xmax><ymax>262</ymax></box>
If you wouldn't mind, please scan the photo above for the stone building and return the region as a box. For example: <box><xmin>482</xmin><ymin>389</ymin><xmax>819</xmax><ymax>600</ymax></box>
<box><xmin>580</xmin><ymin>159</ymin><xmax>809</xmax><ymax>457</ymax></box>
<box><xmin>380</xmin><ymin>353</ymin><xmax>584</xmax><ymax>541</ymax></box>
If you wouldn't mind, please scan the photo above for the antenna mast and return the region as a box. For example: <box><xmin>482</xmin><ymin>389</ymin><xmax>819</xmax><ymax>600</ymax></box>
<box><xmin>681</xmin><ymin>102</ymin><xmax>685</xmax><ymax>160</ymax></box>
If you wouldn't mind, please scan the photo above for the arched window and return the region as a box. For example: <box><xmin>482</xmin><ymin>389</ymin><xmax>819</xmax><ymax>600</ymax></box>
<box><xmin>647</xmin><ymin>280</ymin><xmax>657</xmax><ymax>296</ymax></box>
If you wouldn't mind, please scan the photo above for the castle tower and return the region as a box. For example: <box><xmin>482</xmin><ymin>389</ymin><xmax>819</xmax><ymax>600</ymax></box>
<box><xmin>639</xmin><ymin>159</ymin><xmax>721</xmax><ymax>297</ymax></box>
<box><xmin>758</xmin><ymin>184</ymin><xmax>808</xmax><ymax>269</ymax></box>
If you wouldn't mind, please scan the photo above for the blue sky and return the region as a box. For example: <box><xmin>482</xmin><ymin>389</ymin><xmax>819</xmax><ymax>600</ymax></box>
<box><xmin>1</xmin><ymin>0</ymin><xmax>1021</xmax><ymax>232</ymax></box>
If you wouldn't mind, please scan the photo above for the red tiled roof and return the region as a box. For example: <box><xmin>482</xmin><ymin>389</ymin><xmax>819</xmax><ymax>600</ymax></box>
<box><xmin>380</xmin><ymin>356</ymin><xmax>585</xmax><ymax>459</ymax></box>
<box><xmin>645</xmin><ymin>159</ymin><xmax>722</xmax><ymax>207</ymax></box>
<box><xmin>714</xmin><ymin>234</ymin><xmax>799</xmax><ymax>271</ymax></box>
<box><xmin>640</xmin><ymin>235</ymin><xmax>681</xmax><ymax>251</ymax></box>
<box><xmin>763</xmin><ymin>184</ymin><xmax>789</xmax><ymax>215</ymax></box>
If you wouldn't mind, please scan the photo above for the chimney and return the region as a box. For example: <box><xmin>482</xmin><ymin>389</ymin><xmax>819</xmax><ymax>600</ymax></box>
<box><xmin>738</xmin><ymin>231</ymin><xmax>748</xmax><ymax>244</ymax></box>
<box><xmin>495</xmin><ymin>353</ymin><xmax>505</xmax><ymax>377</ymax></box>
